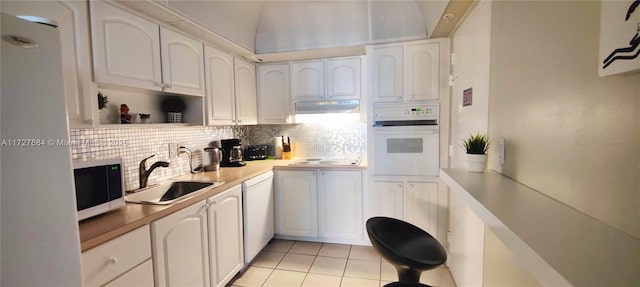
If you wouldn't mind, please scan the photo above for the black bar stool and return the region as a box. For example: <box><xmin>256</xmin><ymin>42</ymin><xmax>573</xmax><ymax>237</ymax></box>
<box><xmin>366</xmin><ymin>217</ymin><xmax>447</xmax><ymax>284</ymax></box>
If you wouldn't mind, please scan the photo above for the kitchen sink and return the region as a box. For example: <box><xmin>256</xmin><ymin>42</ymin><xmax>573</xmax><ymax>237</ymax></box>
<box><xmin>125</xmin><ymin>180</ymin><xmax>224</xmax><ymax>205</ymax></box>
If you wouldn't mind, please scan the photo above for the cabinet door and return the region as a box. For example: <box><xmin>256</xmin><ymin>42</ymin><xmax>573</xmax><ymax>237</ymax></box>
<box><xmin>404</xmin><ymin>42</ymin><xmax>439</xmax><ymax>101</ymax></box>
<box><xmin>291</xmin><ymin>61</ymin><xmax>325</xmax><ymax>102</ymax></box>
<box><xmin>318</xmin><ymin>170</ymin><xmax>363</xmax><ymax>240</ymax></box>
<box><xmin>234</xmin><ymin>58</ymin><xmax>257</xmax><ymax>125</ymax></box>
<box><xmin>275</xmin><ymin>170</ymin><xmax>318</xmax><ymax>237</ymax></box>
<box><xmin>208</xmin><ymin>185</ymin><xmax>244</xmax><ymax>287</ymax></box>
<box><xmin>326</xmin><ymin>57</ymin><xmax>361</xmax><ymax>100</ymax></box>
<box><xmin>160</xmin><ymin>27</ymin><xmax>205</xmax><ymax>96</ymax></box>
<box><xmin>91</xmin><ymin>1</ymin><xmax>162</xmax><ymax>91</ymax></box>
<box><xmin>372</xmin><ymin>181</ymin><xmax>404</xmax><ymax>219</ymax></box>
<box><xmin>151</xmin><ymin>201</ymin><xmax>210</xmax><ymax>287</ymax></box>
<box><xmin>257</xmin><ymin>64</ymin><xmax>291</xmax><ymax>124</ymax></box>
<box><xmin>404</xmin><ymin>182</ymin><xmax>439</xmax><ymax>237</ymax></box>
<box><xmin>372</xmin><ymin>46</ymin><xmax>403</xmax><ymax>103</ymax></box>
<box><xmin>3</xmin><ymin>0</ymin><xmax>95</xmax><ymax>128</ymax></box>
<box><xmin>204</xmin><ymin>45</ymin><xmax>235</xmax><ymax>125</ymax></box>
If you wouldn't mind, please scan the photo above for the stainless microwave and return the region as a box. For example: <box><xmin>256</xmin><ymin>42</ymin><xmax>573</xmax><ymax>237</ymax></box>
<box><xmin>73</xmin><ymin>158</ymin><xmax>125</xmax><ymax>221</ymax></box>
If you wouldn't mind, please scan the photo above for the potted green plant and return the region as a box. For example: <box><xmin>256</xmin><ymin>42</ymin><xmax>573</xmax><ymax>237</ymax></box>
<box><xmin>161</xmin><ymin>97</ymin><xmax>186</xmax><ymax>123</ymax></box>
<box><xmin>462</xmin><ymin>133</ymin><xmax>490</xmax><ymax>172</ymax></box>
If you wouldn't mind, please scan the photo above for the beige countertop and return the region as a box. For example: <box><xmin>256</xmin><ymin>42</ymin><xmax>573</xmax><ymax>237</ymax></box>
<box><xmin>440</xmin><ymin>168</ymin><xmax>640</xmax><ymax>287</ymax></box>
<box><xmin>79</xmin><ymin>159</ymin><xmax>366</xmax><ymax>252</ymax></box>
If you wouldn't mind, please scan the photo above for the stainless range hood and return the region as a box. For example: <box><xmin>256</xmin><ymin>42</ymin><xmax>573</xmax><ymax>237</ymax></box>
<box><xmin>294</xmin><ymin>99</ymin><xmax>360</xmax><ymax>114</ymax></box>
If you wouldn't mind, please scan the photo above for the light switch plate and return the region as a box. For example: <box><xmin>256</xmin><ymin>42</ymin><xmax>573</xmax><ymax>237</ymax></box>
<box><xmin>168</xmin><ymin>143</ymin><xmax>178</xmax><ymax>159</ymax></box>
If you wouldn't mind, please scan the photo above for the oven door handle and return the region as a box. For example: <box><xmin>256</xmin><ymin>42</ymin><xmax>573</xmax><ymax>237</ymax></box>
<box><xmin>373</xmin><ymin>126</ymin><xmax>439</xmax><ymax>133</ymax></box>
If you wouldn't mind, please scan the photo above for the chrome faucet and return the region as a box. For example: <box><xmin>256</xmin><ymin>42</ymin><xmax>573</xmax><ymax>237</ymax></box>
<box><xmin>139</xmin><ymin>155</ymin><xmax>170</xmax><ymax>189</ymax></box>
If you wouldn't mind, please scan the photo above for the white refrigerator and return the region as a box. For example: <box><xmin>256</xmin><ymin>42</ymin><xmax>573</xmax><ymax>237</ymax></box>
<box><xmin>1</xmin><ymin>13</ymin><xmax>82</xmax><ymax>286</ymax></box>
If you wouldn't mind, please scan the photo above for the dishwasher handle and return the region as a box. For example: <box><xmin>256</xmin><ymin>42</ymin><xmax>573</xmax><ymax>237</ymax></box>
<box><xmin>242</xmin><ymin>170</ymin><xmax>274</xmax><ymax>187</ymax></box>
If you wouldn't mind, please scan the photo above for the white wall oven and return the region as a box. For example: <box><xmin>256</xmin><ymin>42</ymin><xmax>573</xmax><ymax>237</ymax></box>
<box><xmin>372</xmin><ymin>104</ymin><xmax>439</xmax><ymax>177</ymax></box>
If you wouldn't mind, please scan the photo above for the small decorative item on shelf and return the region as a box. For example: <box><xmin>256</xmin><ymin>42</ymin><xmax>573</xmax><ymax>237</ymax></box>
<box><xmin>161</xmin><ymin>97</ymin><xmax>186</xmax><ymax>123</ymax></box>
<box><xmin>462</xmin><ymin>132</ymin><xmax>490</xmax><ymax>172</ymax></box>
<box><xmin>98</xmin><ymin>91</ymin><xmax>108</xmax><ymax>110</ymax></box>
<box><xmin>98</xmin><ymin>91</ymin><xmax>108</xmax><ymax>123</ymax></box>
<box><xmin>120</xmin><ymin>104</ymin><xmax>131</xmax><ymax>124</ymax></box>
<box><xmin>139</xmin><ymin>113</ymin><xmax>151</xmax><ymax>124</ymax></box>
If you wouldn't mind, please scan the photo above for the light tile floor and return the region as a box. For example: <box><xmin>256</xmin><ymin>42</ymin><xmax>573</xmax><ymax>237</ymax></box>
<box><xmin>229</xmin><ymin>239</ymin><xmax>457</xmax><ymax>287</ymax></box>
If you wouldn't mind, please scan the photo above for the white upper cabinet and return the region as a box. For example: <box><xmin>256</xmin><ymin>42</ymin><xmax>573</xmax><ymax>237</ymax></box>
<box><xmin>291</xmin><ymin>57</ymin><xmax>362</xmax><ymax>102</ymax></box>
<box><xmin>204</xmin><ymin>46</ymin><xmax>256</xmax><ymax>125</ymax></box>
<box><xmin>234</xmin><ymin>58</ymin><xmax>258</xmax><ymax>125</ymax></box>
<box><xmin>371</xmin><ymin>41</ymin><xmax>440</xmax><ymax>103</ymax></box>
<box><xmin>291</xmin><ymin>60</ymin><xmax>325</xmax><ymax>102</ymax></box>
<box><xmin>371</xmin><ymin>46</ymin><xmax>404</xmax><ymax>103</ymax></box>
<box><xmin>326</xmin><ymin>58</ymin><xmax>361</xmax><ymax>100</ymax></box>
<box><xmin>92</xmin><ymin>1</ymin><xmax>205</xmax><ymax>98</ymax></box>
<box><xmin>3</xmin><ymin>0</ymin><xmax>95</xmax><ymax>128</ymax></box>
<box><xmin>160</xmin><ymin>27</ymin><xmax>205</xmax><ymax>96</ymax></box>
<box><xmin>204</xmin><ymin>45</ymin><xmax>235</xmax><ymax>125</ymax></box>
<box><xmin>404</xmin><ymin>42</ymin><xmax>439</xmax><ymax>101</ymax></box>
<box><xmin>257</xmin><ymin>64</ymin><xmax>291</xmax><ymax>124</ymax></box>
<box><xmin>91</xmin><ymin>1</ymin><xmax>162</xmax><ymax>91</ymax></box>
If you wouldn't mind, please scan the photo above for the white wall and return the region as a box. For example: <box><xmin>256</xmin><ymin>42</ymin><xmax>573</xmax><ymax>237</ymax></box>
<box><xmin>449</xmin><ymin>0</ymin><xmax>491</xmax><ymax>169</ymax></box>
<box><xmin>488</xmin><ymin>0</ymin><xmax>640</xmax><ymax>239</ymax></box>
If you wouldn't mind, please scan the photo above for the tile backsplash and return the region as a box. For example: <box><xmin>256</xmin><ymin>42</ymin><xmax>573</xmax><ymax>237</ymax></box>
<box><xmin>70</xmin><ymin>125</ymin><xmax>242</xmax><ymax>190</ymax></box>
<box><xmin>245</xmin><ymin>118</ymin><xmax>367</xmax><ymax>159</ymax></box>
<box><xmin>70</xmin><ymin>117</ymin><xmax>366</xmax><ymax>190</ymax></box>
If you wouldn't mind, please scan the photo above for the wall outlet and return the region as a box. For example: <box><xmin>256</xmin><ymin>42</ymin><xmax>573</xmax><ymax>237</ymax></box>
<box><xmin>497</xmin><ymin>138</ymin><xmax>505</xmax><ymax>165</ymax></box>
<box><xmin>168</xmin><ymin>143</ymin><xmax>179</xmax><ymax>159</ymax></box>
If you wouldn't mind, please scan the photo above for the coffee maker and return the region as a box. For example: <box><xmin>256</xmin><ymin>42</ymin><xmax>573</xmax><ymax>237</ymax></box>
<box><xmin>220</xmin><ymin>138</ymin><xmax>246</xmax><ymax>167</ymax></box>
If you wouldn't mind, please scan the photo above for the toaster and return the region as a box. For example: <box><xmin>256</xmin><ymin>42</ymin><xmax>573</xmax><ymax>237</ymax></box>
<box><xmin>245</xmin><ymin>145</ymin><xmax>268</xmax><ymax>160</ymax></box>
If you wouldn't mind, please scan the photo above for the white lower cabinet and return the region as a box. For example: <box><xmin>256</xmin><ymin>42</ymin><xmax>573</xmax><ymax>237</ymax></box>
<box><xmin>152</xmin><ymin>201</ymin><xmax>210</xmax><ymax>286</ymax></box>
<box><xmin>103</xmin><ymin>260</ymin><xmax>154</xmax><ymax>287</ymax></box>
<box><xmin>275</xmin><ymin>170</ymin><xmax>318</xmax><ymax>237</ymax></box>
<box><xmin>207</xmin><ymin>185</ymin><xmax>244</xmax><ymax>287</ymax></box>
<box><xmin>150</xmin><ymin>185</ymin><xmax>244</xmax><ymax>287</ymax></box>
<box><xmin>275</xmin><ymin>169</ymin><xmax>364</xmax><ymax>242</ymax></box>
<box><xmin>372</xmin><ymin>180</ymin><xmax>441</xmax><ymax>240</ymax></box>
<box><xmin>82</xmin><ymin>225</ymin><xmax>153</xmax><ymax>287</ymax></box>
<box><xmin>318</xmin><ymin>170</ymin><xmax>363</xmax><ymax>240</ymax></box>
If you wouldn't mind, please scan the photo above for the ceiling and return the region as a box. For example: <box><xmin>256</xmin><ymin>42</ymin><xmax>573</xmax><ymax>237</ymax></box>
<box><xmin>165</xmin><ymin>0</ymin><xmax>450</xmax><ymax>54</ymax></box>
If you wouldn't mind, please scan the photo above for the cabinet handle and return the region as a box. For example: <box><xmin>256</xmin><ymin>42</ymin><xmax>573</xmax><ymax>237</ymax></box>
<box><xmin>165</xmin><ymin>83</ymin><xmax>172</xmax><ymax>89</ymax></box>
<box><xmin>409</xmin><ymin>184</ymin><xmax>414</xmax><ymax>189</ymax></box>
<box><xmin>237</xmin><ymin>120</ymin><xmax>242</xmax><ymax>123</ymax></box>
<box><xmin>397</xmin><ymin>96</ymin><xmax>402</xmax><ymax>100</ymax></box>
<box><xmin>312</xmin><ymin>172</ymin><xmax>316</xmax><ymax>176</ymax></box>
<box><xmin>108</xmin><ymin>257</ymin><xmax>118</xmax><ymax>265</ymax></box>
<box><xmin>155</xmin><ymin>82</ymin><xmax>163</xmax><ymax>88</ymax></box>
<box><xmin>397</xmin><ymin>184</ymin><xmax>402</xmax><ymax>188</ymax></box>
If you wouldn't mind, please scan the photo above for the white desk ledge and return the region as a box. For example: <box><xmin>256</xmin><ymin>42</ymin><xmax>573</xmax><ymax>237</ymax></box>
<box><xmin>440</xmin><ymin>168</ymin><xmax>640</xmax><ymax>287</ymax></box>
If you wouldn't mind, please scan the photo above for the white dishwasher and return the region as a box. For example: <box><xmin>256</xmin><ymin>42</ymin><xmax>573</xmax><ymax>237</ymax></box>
<box><xmin>242</xmin><ymin>170</ymin><xmax>275</xmax><ymax>264</ymax></box>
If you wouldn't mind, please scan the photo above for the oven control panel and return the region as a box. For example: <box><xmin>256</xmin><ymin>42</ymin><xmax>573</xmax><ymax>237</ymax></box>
<box><xmin>373</xmin><ymin>104</ymin><xmax>439</xmax><ymax>121</ymax></box>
